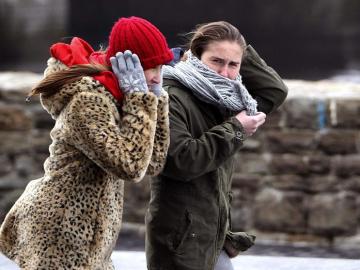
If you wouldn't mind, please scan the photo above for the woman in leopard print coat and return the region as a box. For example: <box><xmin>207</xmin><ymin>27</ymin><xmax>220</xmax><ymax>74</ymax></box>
<box><xmin>0</xmin><ymin>17</ymin><xmax>173</xmax><ymax>269</ymax></box>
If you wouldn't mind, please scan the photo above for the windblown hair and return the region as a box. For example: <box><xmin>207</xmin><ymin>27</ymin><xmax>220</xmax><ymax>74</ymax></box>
<box><xmin>28</xmin><ymin>64</ymin><xmax>110</xmax><ymax>98</ymax></box>
<box><xmin>187</xmin><ymin>21</ymin><xmax>247</xmax><ymax>58</ymax></box>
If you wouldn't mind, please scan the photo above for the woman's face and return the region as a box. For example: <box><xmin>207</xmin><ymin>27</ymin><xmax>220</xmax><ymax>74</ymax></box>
<box><xmin>144</xmin><ymin>65</ymin><xmax>162</xmax><ymax>88</ymax></box>
<box><xmin>200</xmin><ymin>40</ymin><xmax>243</xmax><ymax>80</ymax></box>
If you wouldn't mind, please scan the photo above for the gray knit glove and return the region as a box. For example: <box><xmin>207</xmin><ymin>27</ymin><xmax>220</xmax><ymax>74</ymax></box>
<box><xmin>110</xmin><ymin>50</ymin><xmax>148</xmax><ymax>94</ymax></box>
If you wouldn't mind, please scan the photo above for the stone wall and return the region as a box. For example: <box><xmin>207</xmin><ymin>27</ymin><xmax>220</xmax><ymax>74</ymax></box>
<box><xmin>0</xmin><ymin>72</ymin><xmax>359</xmax><ymax>249</ymax></box>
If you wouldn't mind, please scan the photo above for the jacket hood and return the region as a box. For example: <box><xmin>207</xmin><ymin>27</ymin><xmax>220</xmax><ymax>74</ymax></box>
<box><xmin>40</xmin><ymin>57</ymin><xmax>113</xmax><ymax>119</ymax></box>
<box><xmin>49</xmin><ymin>37</ymin><xmax>123</xmax><ymax>104</ymax></box>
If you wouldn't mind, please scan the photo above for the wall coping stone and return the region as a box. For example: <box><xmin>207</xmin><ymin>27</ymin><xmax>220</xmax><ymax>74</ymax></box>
<box><xmin>285</xmin><ymin>79</ymin><xmax>360</xmax><ymax>100</ymax></box>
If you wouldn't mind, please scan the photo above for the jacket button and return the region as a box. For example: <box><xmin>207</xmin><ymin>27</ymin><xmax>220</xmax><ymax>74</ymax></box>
<box><xmin>235</xmin><ymin>131</ymin><xmax>244</xmax><ymax>140</ymax></box>
<box><xmin>191</xmin><ymin>233</ymin><xmax>196</xmax><ymax>238</ymax></box>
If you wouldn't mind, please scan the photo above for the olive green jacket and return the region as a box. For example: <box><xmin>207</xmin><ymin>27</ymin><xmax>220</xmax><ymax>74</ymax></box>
<box><xmin>145</xmin><ymin>45</ymin><xmax>288</xmax><ymax>270</ymax></box>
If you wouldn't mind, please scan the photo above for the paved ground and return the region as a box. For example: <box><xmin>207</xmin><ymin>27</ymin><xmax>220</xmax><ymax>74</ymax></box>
<box><xmin>1</xmin><ymin>251</ymin><xmax>359</xmax><ymax>270</ymax></box>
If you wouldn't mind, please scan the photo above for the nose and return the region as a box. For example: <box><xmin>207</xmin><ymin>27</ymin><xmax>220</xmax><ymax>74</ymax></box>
<box><xmin>218</xmin><ymin>66</ymin><xmax>229</xmax><ymax>78</ymax></box>
<box><xmin>153</xmin><ymin>70</ymin><xmax>161</xmax><ymax>84</ymax></box>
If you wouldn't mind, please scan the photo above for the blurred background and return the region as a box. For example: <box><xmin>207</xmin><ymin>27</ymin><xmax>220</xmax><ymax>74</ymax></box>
<box><xmin>1</xmin><ymin>0</ymin><xmax>360</xmax><ymax>80</ymax></box>
<box><xmin>1</xmin><ymin>0</ymin><xmax>360</xmax><ymax>260</ymax></box>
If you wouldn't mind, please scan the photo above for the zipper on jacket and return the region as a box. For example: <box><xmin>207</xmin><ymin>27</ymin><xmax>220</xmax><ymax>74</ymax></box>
<box><xmin>212</xmin><ymin>174</ymin><xmax>223</xmax><ymax>269</ymax></box>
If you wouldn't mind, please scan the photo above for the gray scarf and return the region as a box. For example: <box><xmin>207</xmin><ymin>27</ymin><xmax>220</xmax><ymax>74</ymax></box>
<box><xmin>163</xmin><ymin>51</ymin><xmax>257</xmax><ymax>115</ymax></box>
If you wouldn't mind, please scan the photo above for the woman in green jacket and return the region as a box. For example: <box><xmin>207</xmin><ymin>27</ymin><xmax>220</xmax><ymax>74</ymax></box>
<box><xmin>145</xmin><ymin>21</ymin><xmax>288</xmax><ymax>270</ymax></box>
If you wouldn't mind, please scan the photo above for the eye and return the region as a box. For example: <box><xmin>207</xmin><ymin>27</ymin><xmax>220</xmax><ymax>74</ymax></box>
<box><xmin>230</xmin><ymin>62</ymin><xmax>239</xmax><ymax>67</ymax></box>
<box><xmin>212</xmin><ymin>59</ymin><xmax>223</xmax><ymax>64</ymax></box>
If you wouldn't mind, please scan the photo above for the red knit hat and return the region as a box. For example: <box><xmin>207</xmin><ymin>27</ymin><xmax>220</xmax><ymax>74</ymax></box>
<box><xmin>106</xmin><ymin>16</ymin><xmax>173</xmax><ymax>70</ymax></box>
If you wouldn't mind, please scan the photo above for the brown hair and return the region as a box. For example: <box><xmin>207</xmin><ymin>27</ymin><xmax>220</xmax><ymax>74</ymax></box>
<box><xmin>28</xmin><ymin>64</ymin><xmax>109</xmax><ymax>99</ymax></box>
<box><xmin>187</xmin><ymin>21</ymin><xmax>246</xmax><ymax>58</ymax></box>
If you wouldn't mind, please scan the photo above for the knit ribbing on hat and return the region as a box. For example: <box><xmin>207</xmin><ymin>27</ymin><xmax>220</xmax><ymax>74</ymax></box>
<box><xmin>106</xmin><ymin>17</ymin><xmax>173</xmax><ymax>70</ymax></box>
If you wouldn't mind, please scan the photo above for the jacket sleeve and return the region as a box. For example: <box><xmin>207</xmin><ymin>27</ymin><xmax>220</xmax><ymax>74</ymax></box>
<box><xmin>66</xmin><ymin>91</ymin><xmax>158</xmax><ymax>182</ymax></box>
<box><xmin>162</xmin><ymin>94</ymin><xmax>245</xmax><ymax>181</ymax></box>
<box><xmin>241</xmin><ymin>45</ymin><xmax>288</xmax><ymax>114</ymax></box>
<box><xmin>146</xmin><ymin>92</ymin><xmax>170</xmax><ymax>176</ymax></box>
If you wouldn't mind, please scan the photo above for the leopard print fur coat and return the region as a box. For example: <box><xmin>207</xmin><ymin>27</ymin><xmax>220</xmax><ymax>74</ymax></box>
<box><xmin>0</xmin><ymin>58</ymin><xmax>170</xmax><ymax>269</ymax></box>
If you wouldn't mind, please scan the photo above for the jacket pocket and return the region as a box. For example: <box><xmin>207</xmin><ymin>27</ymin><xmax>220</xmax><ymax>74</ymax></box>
<box><xmin>167</xmin><ymin>209</ymin><xmax>193</xmax><ymax>252</ymax></box>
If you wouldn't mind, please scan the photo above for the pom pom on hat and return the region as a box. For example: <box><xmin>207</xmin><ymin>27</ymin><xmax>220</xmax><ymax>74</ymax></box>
<box><xmin>106</xmin><ymin>16</ymin><xmax>173</xmax><ymax>70</ymax></box>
